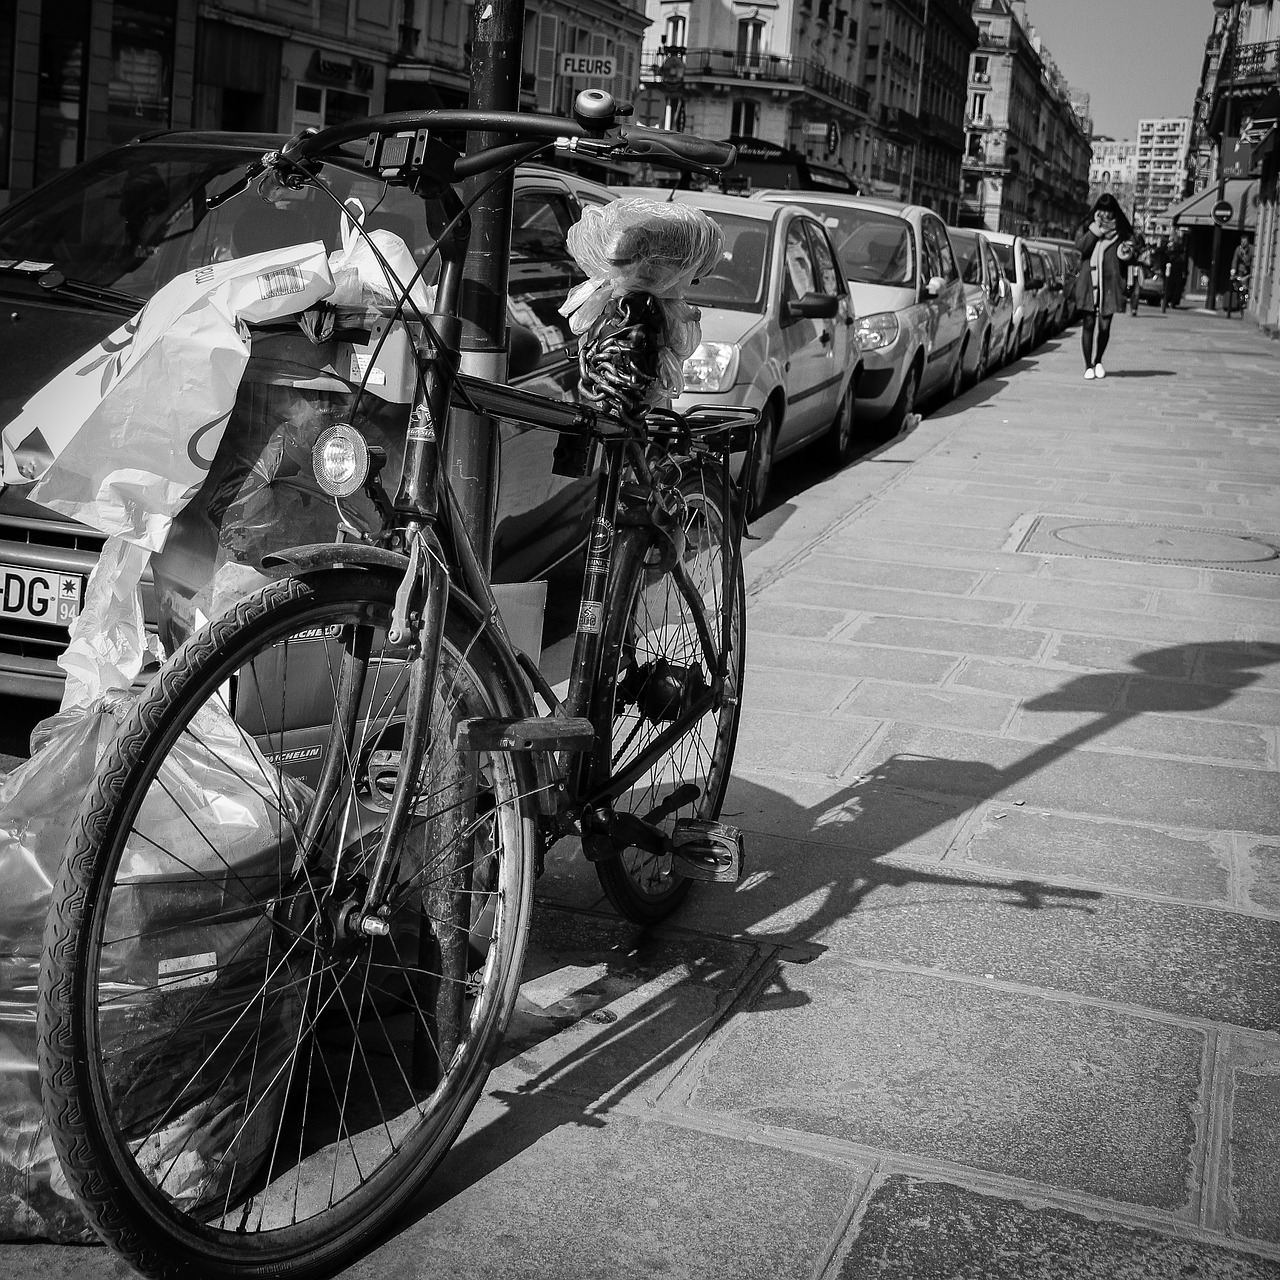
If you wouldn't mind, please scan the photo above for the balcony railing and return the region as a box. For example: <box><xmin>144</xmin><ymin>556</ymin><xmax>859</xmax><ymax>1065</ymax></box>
<box><xmin>646</xmin><ymin>47</ymin><xmax>870</xmax><ymax>114</ymax></box>
<box><xmin>918</xmin><ymin>111</ymin><xmax>965</xmax><ymax>150</ymax></box>
<box><xmin>1220</xmin><ymin>39</ymin><xmax>1280</xmax><ymax>81</ymax></box>
<box><xmin>880</xmin><ymin>104</ymin><xmax>919</xmax><ymax>138</ymax></box>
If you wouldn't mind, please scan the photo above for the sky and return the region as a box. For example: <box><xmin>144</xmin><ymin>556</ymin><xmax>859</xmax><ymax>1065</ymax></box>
<box><xmin>1014</xmin><ymin>0</ymin><xmax>1215</xmax><ymax>139</ymax></box>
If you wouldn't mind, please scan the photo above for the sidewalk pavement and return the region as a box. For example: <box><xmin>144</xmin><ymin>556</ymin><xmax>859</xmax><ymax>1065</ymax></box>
<box><xmin>5</xmin><ymin>307</ymin><xmax>1280</xmax><ymax>1279</ymax></box>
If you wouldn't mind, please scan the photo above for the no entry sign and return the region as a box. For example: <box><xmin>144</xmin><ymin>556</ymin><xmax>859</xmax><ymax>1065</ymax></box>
<box><xmin>1212</xmin><ymin>199</ymin><xmax>1235</xmax><ymax>226</ymax></box>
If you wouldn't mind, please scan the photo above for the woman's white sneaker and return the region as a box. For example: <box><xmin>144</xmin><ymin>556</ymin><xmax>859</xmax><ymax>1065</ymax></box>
<box><xmin>1094</xmin><ymin>363</ymin><xmax>1106</xmax><ymax>378</ymax></box>
<box><xmin>1084</xmin><ymin>367</ymin><xmax>1096</xmax><ymax>379</ymax></box>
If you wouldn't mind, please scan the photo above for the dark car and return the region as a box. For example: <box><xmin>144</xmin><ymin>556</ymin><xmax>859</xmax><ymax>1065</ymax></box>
<box><xmin>0</xmin><ymin>133</ymin><xmax>615</xmax><ymax>702</ymax></box>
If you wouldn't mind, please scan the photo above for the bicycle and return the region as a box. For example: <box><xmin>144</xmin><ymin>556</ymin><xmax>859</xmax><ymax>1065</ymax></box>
<box><xmin>37</xmin><ymin>92</ymin><xmax>757</xmax><ymax>1279</ymax></box>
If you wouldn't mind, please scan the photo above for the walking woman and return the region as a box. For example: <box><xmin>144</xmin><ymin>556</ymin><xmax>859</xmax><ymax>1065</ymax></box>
<box><xmin>1074</xmin><ymin>193</ymin><xmax>1135</xmax><ymax>379</ymax></box>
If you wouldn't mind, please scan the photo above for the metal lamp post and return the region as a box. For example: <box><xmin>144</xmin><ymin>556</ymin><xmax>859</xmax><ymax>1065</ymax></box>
<box><xmin>1206</xmin><ymin>0</ymin><xmax>1242</xmax><ymax>310</ymax></box>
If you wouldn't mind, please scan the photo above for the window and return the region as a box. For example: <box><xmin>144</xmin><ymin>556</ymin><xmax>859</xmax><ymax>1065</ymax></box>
<box><xmin>970</xmin><ymin>92</ymin><xmax>986</xmax><ymax>120</ymax></box>
<box><xmin>804</xmin><ymin>221</ymin><xmax>842</xmax><ymax>295</ymax></box>
<box><xmin>510</xmin><ymin>190</ymin><xmax>577</xmax><ymax>262</ymax></box>
<box><xmin>737</xmin><ymin>19</ymin><xmax>764</xmax><ymax>65</ymax></box>
<box><xmin>0</xmin><ymin>1</ymin><xmax>13</xmax><ymax>183</ymax></box>
<box><xmin>783</xmin><ymin>222</ymin><xmax>817</xmax><ymax>299</ymax></box>
<box><xmin>35</xmin><ymin>0</ymin><xmax>92</xmax><ymax>183</ymax></box>
<box><xmin>292</xmin><ymin>83</ymin><xmax>370</xmax><ymax>131</ymax></box>
<box><xmin>662</xmin><ymin>97</ymin><xmax>686</xmax><ymax>132</ymax></box>
<box><xmin>973</xmin><ymin>55</ymin><xmax>988</xmax><ymax>78</ymax></box>
<box><xmin>983</xmin><ymin>240</ymin><xmax>1004</xmax><ymax>304</ymax></box>
<box><xmin>663</xmin><ymin>13</ymin><xmax>686</xmax><ymax>48</ymax></box>
<box><xmin>107</xmin><ymin>1</ymin><xmax>176</xmax><ymax>150</ymax></box>
<box><xmin>731</xmin><ymin>99</ymin><xmax>757</xmax><ymax>137</ymax></box>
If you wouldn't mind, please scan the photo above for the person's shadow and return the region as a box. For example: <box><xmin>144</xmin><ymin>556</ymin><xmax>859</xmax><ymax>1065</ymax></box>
<box><xmin>379</xmin><ymin>639</ymin><xmax>1280</xmax><ymax>1237</ymax></box>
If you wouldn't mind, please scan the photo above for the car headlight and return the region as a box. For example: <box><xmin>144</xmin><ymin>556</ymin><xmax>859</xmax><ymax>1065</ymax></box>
<box><xmin>966</xmin><ymin>303</ymin><xmax>980</xmax><ymax>324</ymax></box>
<box><xmin>682</xmin><ymin>341</ymin><xmax>739</xmax><ymax>393</ymax></box>
<box><xmin>854</xmin><ymin>311</ymin><xmax>900</xmax><ymax>352</ymax></box>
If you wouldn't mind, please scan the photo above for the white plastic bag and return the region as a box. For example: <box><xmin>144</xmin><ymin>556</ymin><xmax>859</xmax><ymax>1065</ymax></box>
<box><xmin>2</xmin><ymin>243</ymin><xmax>335</xmax><ymax>543</ymax></box>
<box><xmin>559</xmin><ymin>199</ymin><xmax>724</xmax><ymax>400</ymax></box>
<box><xmin>327</xmin><ymin>199</ymin><xmax>433</xmax><ymax>315</ymax></box>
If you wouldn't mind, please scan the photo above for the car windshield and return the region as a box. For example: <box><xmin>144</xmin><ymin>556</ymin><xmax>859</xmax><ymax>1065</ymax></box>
<box><xmin>951</xmin><ymin>234</ymin><xmax>983</xmax><ymax>285</ymax></box>
<box><xmin>683</xmin><ymin>212</ymin><xmax>772</xmax><ymax>312</ymax></box>
<box><xmin>0</xmin><ymin>144</ymin><xmax>438</xmax><ymax>301</ymax></box>
<box><xmin>0</xmin><ymin>142</ymin><xmax>586</xmax><ymax>359</ymax></box>
<box><xmin>990</xmin><ymin>242</ymin><xmax>1015</xmax><ymax>275</ymax></box>
<box><xmin>798</xmin><ymin>204</ymin><xmax>914</xmax><ymax>286</ymax></box>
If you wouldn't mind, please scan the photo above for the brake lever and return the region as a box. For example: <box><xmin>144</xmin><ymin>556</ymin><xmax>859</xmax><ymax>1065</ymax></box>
<box><xmin>206</xmin><ymin>160</ymin><xmax>262</xmax><ymax>209</ymax></box>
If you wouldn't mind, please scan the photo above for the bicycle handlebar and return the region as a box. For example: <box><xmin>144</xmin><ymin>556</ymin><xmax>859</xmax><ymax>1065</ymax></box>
<box><xmin>271</xmin><ymin>92</ymin><xmax>736</xmax><ymax>178</ymax></box>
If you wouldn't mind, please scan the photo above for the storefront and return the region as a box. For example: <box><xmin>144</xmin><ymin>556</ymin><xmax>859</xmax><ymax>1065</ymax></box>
<box><xmin>1168</xmin><ymin>177</ymin><xmax>1259</xmax><ymax>298</ymax></box>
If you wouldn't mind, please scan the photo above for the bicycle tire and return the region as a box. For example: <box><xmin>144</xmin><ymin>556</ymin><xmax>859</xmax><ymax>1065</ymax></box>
<box><xmin>591</xmin><ymin>465</ymin><xmax>746</xmax><ymax>923</ymax></box>
<box><xmin>39</xmin><ymin>567</ymin><xmax>538</xmax><ymax>1280</ymax></box>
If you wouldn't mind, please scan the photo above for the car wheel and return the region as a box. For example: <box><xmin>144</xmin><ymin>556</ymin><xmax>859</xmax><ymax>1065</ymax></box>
<box><xmin>889</xmin><ymin>362</ymin><xmax>920</xmax><ymax>433</ymax></box>
<box><xmin>746</xmin><ymin>401</ymin><xmax>778</xmax><ymax>519</ymax></box>
<box><xmin>823</xmin><ymin>381</ymin><xmax>858</xmax><ymax>468</ymax></box>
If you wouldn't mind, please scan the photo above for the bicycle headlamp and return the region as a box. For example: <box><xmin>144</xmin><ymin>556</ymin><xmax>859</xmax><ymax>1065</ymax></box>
<box><xmin>313</xmin><ymin>423</ymin><xmax>369</xmax><ymax>497</ymax></box>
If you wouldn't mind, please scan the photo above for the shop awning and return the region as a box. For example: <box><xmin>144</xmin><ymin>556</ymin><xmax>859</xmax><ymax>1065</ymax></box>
<box><xmin>1167</xmin><ymin>179</ymin><xmax>1259</xmax><ymax>229</ymax></box>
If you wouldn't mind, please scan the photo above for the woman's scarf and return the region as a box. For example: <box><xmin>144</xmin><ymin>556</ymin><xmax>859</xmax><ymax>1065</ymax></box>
<box><xmin>1090</xmin><ymin>231</ymin><xmax>1117</xmax><ymax>312</ymax></box>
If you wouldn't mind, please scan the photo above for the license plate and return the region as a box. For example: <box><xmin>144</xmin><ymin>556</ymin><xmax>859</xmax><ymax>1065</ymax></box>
<box><xmin>0</xmin><ymin>564</ymin><xmax>84</xmax><ymax>627</ymax></box>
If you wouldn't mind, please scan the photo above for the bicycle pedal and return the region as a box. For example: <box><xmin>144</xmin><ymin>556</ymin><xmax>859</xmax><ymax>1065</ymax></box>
<box><xmin>455</xmin><ymin>716</ymin><xmax>595</xmax><ymax>753</ymax></box>
<box><xmin>670</xmin><ymin>819</ymin><xmax>745</xmax><ymax>884</ymax></box>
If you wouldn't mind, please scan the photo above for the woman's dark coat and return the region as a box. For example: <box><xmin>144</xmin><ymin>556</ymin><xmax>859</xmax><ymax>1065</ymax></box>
<box><xmin>1073</xmin><ymin>225</ymin><xmax>1130</xmax><ymax>317</ymax></box>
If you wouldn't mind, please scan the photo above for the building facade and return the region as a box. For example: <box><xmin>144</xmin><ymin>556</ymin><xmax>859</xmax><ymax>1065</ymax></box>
<box><xmin>1087</xmin><ymin>135</ymin><xmax>1137</xmax><ymax>217</ymax></box>
<box><xmin>958</xmin><ymin>0</ymin><xmax>1090</xmax><ymax>239</ymax></box>
<box><xmin>1186</xmin><ymin>0</ymin><xmax>1279</xmax><ymax>323</ymax></box>
<box><xmin>1133</xmin><ymin>116</ymin><xmax>1192</xmax><ymax>238</ymax></box>
<box><xmin>0</xmin><ymin>0</ymin><xmax>649</xmax><ymax>208</ymax></box>
<box><xmin>911</xmin><ymin>0</ymin><xmax>979</xmax><ymax>224</ymax></box>
<box><xmin>636</xmin><ymin>0</ymin><xmax>874</xmax><ymax>186</ymax></box>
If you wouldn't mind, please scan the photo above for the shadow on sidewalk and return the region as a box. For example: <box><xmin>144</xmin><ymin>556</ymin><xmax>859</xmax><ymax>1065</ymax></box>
<box><xmin>1104</xmin><ymin>370</ymin><xmax>1177</xmax><ymax>379</ymax></box>
<box><xmin>386</xmin><ymin>639</ymin><xmax>1280</xmax><ymax>1238</ymax></box>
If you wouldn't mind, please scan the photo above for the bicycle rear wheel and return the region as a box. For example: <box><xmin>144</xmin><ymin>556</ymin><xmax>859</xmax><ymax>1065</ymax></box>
<box><xmin>39</xmin><ymin>567</ymin><xmax>538</xmax><ymax>1280</ymax></box>
<box><xmin>591</xmin><ymin>466</ymin><xmax>745</xmax><ymax>923</ymax></box>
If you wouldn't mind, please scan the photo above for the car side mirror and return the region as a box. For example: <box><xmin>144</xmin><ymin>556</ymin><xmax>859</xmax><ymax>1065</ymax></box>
<box><xmin>925</xmin><ymin>275</ymin><xmax>946</xmax><ymax>298</ymax></box>
<box><xmin>783</xmin><ymin>291</ymin><xmax>840</xmax><ymax>323</ymax></box>
<box><xmin>508</xmin><ymin>321</ymin><xmax>543</xmax><ymax>379</ymax></box>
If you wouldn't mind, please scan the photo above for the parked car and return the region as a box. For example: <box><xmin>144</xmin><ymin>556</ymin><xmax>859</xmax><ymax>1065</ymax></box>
<box><xmin>947</xmin><ymin>226</ymin><xmax>1016</xmax><ymax>383</ymax></box>
<box><xmin>630</xmin><ymin>188</ymin><xmax>862</xmax><ymax>514</ymax></box>
<box><xmin>1029</xmin><ymin>240</ymin><xmax>1076</xmax><ymax>335</ymax></box>
<box><xmin>0</xmin><ymin>132</ymin><xmax>616</xmax><ymax>702</ymax></box>
<box><xmin>984</xmin><ymin>231</ymin><xmax>1046</xmax><ymax>358</ymax></box>
<box><xmin>1036</xmin><ymin>238</ymin><xmax>1082</xmax><ymax>322</ymax></box>
<box><xmin>754</xmin><ymin>191</ymin><xmax>968</xmax><ymax>430</ymax></box>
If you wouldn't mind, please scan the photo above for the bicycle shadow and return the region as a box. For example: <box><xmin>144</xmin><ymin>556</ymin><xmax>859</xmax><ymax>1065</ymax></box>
<box><xmin>383</xmin><ymin>638</ymin><xmax>1280</xmax><ymax>1235</ymax></box>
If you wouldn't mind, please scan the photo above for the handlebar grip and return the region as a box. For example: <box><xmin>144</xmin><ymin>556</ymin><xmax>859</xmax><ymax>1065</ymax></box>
<box><xmin>617</xmin><ymin>125</ymin><xmax>737</xmax><ymax>170</ymax></box>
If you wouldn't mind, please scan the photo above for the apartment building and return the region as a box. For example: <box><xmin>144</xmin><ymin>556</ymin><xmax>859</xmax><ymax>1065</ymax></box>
<box><xmin>1133</xmin><ymin>117</ymin><xmax>1192</xmax><ymax>238</ymax></box>
<box><xmin>1087</xmin><ymin>136</ymin><xmax>1137</xmax><ymax>213</ymax></box>
<box><xmin>911</xmin><ymin>0</ymin><xmax>980</xmax><ymax>223</ymax></box>
<box><xmin>637</xmin><ymin>0</ymin><xmax>872</xmax><ymax>187</ymax></box>
<box><xmin>958</xmin><ymin>0</ymin><xmax>1090</xmax><ymax>238</ymax></box>
<box><xmin>0</xmin><ymin>0</ymin><xmax>648</xmax><ymax>208</ymax></box>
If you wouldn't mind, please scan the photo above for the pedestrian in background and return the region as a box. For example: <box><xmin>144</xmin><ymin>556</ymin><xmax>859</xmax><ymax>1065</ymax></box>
<box><xmin>1074</xmin><ymin>193</ymin><xmax>1135</xmax><ymax>380</ymax></box>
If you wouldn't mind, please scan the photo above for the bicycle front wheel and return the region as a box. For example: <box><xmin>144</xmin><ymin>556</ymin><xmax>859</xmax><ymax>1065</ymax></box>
<box><xmin>39</xmin><ymin>567</ymin><xmax>538</xmax><ymax>1280</ymax></box>
<box><xmin>592</xmin><ymin>466</ymin><xmax>746</xmax><ymax>923</ymax></box>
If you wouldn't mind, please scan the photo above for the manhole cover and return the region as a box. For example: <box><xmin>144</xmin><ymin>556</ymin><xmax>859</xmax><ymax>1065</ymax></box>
<box><xmin>1016</xmin><ymin>517</ymin><xmax>1280</xmax><ymax>574</ymax></box>
<box><xmin>1052</xmin><ymin>523</ymin><xmax>1277</xmax><ymax>563</ymax></box>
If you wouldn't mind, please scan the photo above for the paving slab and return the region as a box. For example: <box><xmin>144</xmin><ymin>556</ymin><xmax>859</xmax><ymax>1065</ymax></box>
<box><xmin>807</xmin><ymin>860</ymin><xmax>1280</xmax><ymax>1032</ymax></box>
<box><xmin>793</xmin><ymin>555</ymin><xmax>986</xmax><ymax>596</ymax></box>
<box><xmin>836</xmin><ymin>1176</ymin><xmax>1280</xmax><ymax>1280</ymax></box>
<box><xmin>855</xmin><ymin>722</ymin><xmax>1280</xmax><ymax>839</ymax></box>
<box><xmin>839</xmin><ymin>616</ymin><xmax>1050</xmax><ymax>661</ymax></box>
<box><xmin>836</xmin><ymin>681</ymin><xmax>1016</xmax><ymax>734</ymax></box>
<box><xmin>686</xmin><ymin>956</ymin><xmax>1203</xmax><ymax>1209</ymax></box>
<box><xmin>746</xmin><ymin>634</ymin><xmax>957</xmax><ymax>685</ymax></box>
<box><xmin>957</xmin><ymin>806</ymin><xmax>1232</xmax><ymax>905</ymax></box>
<box><xmin>1244</xmin><ymin>844</ymin><xmax>1280</xmax><ymax>916</ymax></box>
<box><xmin>1230</xmin><ymin>1062</ymin><xmax>1280</xmax><ymax>1245</ymax></box>
<box><xmin>1007</xmin><ymin>705</ymin><xmax>1274</xmax><ymax>768</ymax></box>
<box><xmin>723</xmin><ymin>770</ymin><xmax>968</xmax><ymax>863</ymax></box>
<box><xmin>350</xmin><ymin>1106</ymin><xmax>866</xmax><ymax>1280</ymax></box>
<box><xmin>776</xmin><ymin>578</ymin><xmax>1020</xmax><ymax>627</ymax></box>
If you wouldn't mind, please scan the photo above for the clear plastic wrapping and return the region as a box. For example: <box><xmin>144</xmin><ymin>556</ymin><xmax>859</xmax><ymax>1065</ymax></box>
<box><xmin>0</xmin><ymin>696</ymin><xmax>311</xmax><ymax>1239</ymax></box>
<box><xmin>559</xmin><ymin>198</ymin><xmax>725</xmax><ymax>400</ymax></box>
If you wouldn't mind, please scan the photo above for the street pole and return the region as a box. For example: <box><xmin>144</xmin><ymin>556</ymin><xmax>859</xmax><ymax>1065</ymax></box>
<box><xmin>1206</xmin><ymin>0</ymin><xmax>1240</xmax><ymax>311</ymax></box>
<box><xmin>453</xmin><ymin>0</ymin><xmax>526</xmax><ymax>570</ymax></box>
